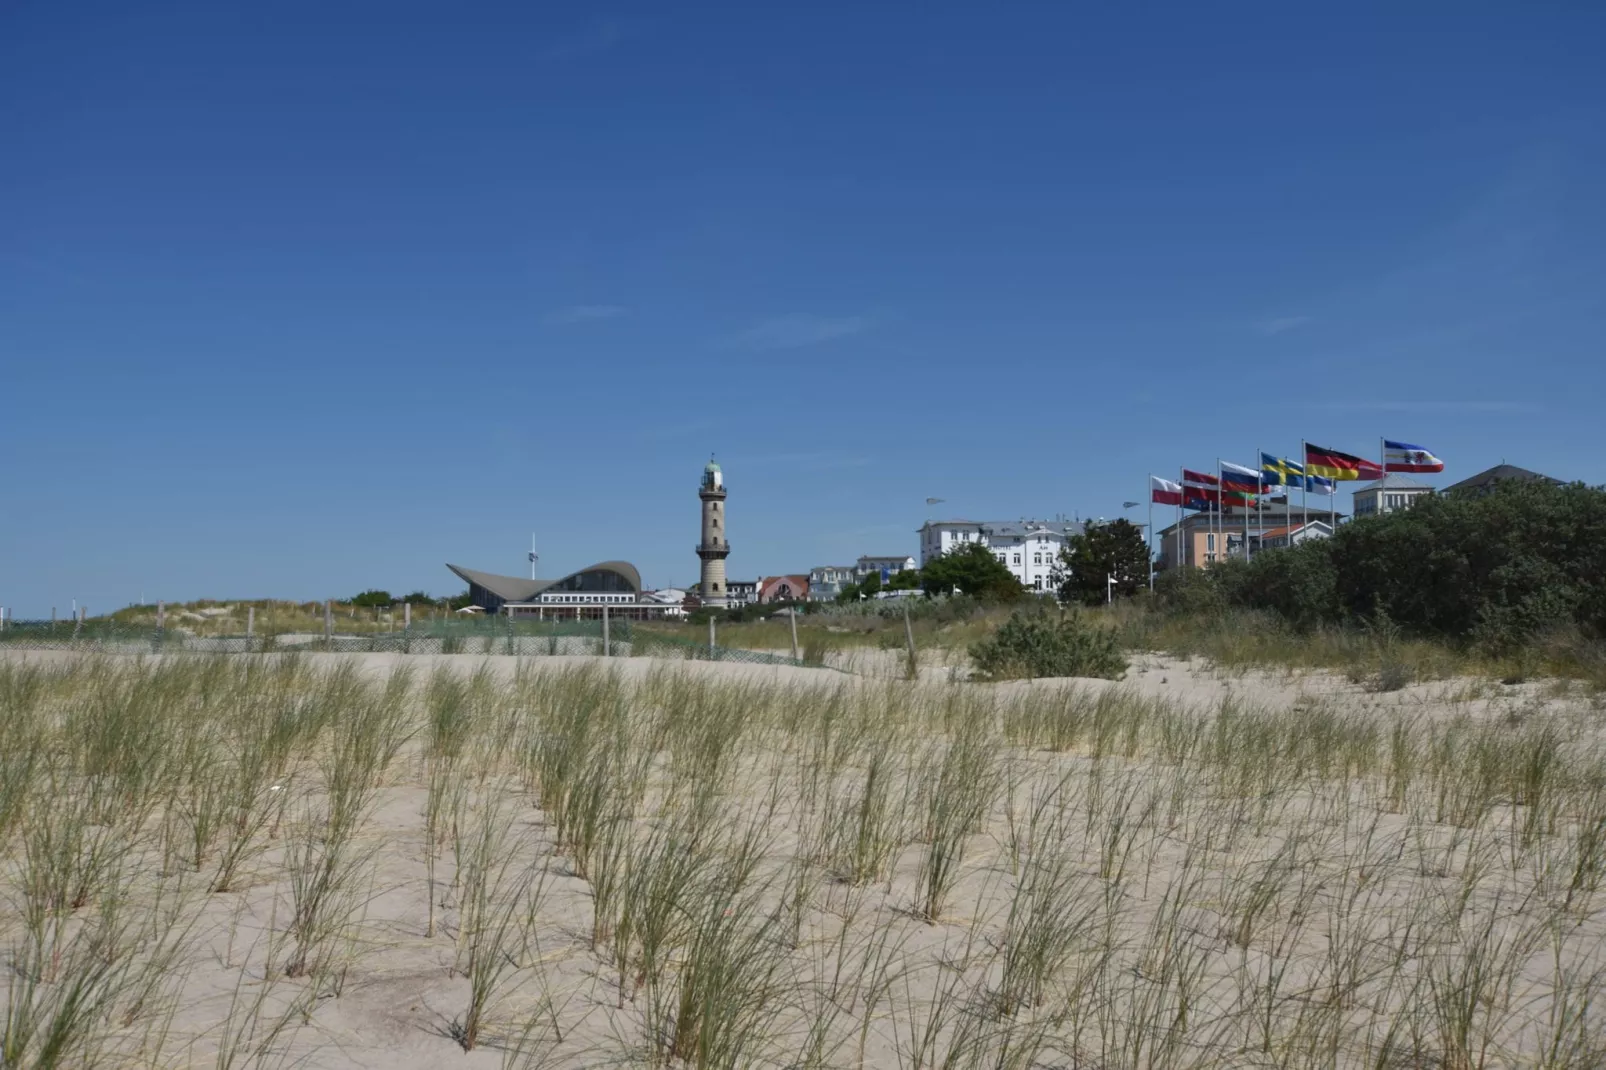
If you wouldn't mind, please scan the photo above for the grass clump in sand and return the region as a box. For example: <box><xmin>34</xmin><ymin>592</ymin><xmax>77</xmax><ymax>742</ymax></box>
<box><xmin>1</xmin><ymin>651</ymin><xmax>1605</xmax><ymax>1068</ymax></box>
<box><xmin>969</xmin><ymin>606</ymin><xmax>1128</xmax><ymax>681</ymax></box>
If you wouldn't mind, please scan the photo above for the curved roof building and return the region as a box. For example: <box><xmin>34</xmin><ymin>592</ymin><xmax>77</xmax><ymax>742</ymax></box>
<box><xmin>446</xmin><ymin>561</ymin><xmax>648</xmax><ymax>617</ymax></box>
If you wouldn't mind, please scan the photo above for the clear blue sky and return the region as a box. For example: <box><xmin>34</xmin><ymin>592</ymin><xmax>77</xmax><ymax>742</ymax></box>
<box><xmin>4</xmin><ymin>3</ymin><xmax>1603</xmax><ymax>615</ymax></box>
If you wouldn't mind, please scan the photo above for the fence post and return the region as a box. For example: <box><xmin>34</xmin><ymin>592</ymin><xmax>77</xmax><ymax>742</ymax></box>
<box><xmin>324</xmin><ymin>600</ymin><xmax>333</xmax><ymax>645</ymax></box>
<box><xmin>52</xmin><ymin>607</ymin><xmax>57</xmax><ymax>629</ymax></box>
<box><xmin>789</xmin><ymin>608</ymin><xmax>800</xmax><ymax>663</ymax></box>
<box><xmin>0</xmin><ymin>607</ymin><xmax>5</xmax><ymax>631</ymax></box>
<box><xmin>708</xmin><ymin>616</ymin><xmax>716</xmax><ymax>659</ymax></box>
<box><xmin>903</xmin><ymin>602</ymin><xmax>919</xmax><ymax>681</ymax></box>
<box><xmin>246</xmin><ymin>606</ymin><xmax>254</xmax><ymax>636</ymax></box>
<box><xmin>404</xmin><ymin>602</ymin><xmax>411</xmax><ymax>630</ymax></box>
<box><xmin>157</xmin><ymin>601</ymin><xmax>166</xmax><ymax>634</ymax></box>
<box><xmin>602</xmin><ymin>605</ymin><xmax>611</xmax><ymax>657</ymax></box>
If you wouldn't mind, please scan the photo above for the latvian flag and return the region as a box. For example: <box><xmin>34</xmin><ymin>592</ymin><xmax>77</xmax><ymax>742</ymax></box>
<box><xmin>1383</xmin><ymin>440</ymin><xmax>1445</xmax><ymax>473</ymax></box>
<box><xmin>1182</xmin><ymin>469</ymin><xmax>1221</xmax><ymax>511</ymax></box>
<box><xmin>1150</xmin><ymin>475</ymin><xmax>1183</xmax><ymax>506</ymax></box>
<box><xmin>1305</xmin><ymin>442</ymin><xmax>1384</xmax><ymax>482</ymax></box>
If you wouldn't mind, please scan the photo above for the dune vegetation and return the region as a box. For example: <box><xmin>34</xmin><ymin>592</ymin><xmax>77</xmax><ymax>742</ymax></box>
<box><xmin>2</xmin><ymin>651</ymin><xmax>1604</xmax><ymax>1068</ymax></box>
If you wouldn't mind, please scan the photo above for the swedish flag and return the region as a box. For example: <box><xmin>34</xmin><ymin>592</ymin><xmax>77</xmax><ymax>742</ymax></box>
<box><xmin>1261</xmin><ymin>452</ymin><xmax>1305</xmax><ymax>486</ymax></box>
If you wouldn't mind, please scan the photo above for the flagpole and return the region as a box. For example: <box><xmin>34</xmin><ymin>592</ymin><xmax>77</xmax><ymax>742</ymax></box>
<box><xmin>1301</xmin><ymin>438</ymin><xmax>1309</xmax><ymax>535</ymax></box>
<box><xmin>1147</xmin><ymin>475</ymin><xmax>1154</xmax><ymax>591</ymax></box>
<box><xmin>1178</xmin><ymin>467</ymin><xmax>1185</xmax><ymax>570</ymax></box>
<box><xmin>1255</xmin><ymin>444</ymin><xmax>1263</xmax><ymax>560</ymax></box>
<box><xmin>1379</xmin><ymin>435</ymin><xmax>1387</xmax><ymax>516</ymax></box>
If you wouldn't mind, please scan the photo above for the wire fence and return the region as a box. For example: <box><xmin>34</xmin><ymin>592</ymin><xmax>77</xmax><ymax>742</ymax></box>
<box><xmin>0</xmin><ymin>617</ymin><xmax>813</xmax><ymax>667</ymax></box>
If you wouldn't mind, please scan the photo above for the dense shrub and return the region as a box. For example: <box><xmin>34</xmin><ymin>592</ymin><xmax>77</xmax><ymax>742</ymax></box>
<box><xmin>1159</xmin><ymin>480</ymin><xmax>1606</xmax><ymax>651</ymax></box>
<box><xmin>969</xmin><ymin>607</ymin><xmax>1128</xmax><ymax>681</ymax></box>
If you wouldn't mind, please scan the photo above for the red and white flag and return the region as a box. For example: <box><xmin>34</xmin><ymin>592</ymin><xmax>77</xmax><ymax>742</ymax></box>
<box><xmin>1151</xmin><ymin>475</ymin><xmax>1183</xmax><ymax>506</ymax></box>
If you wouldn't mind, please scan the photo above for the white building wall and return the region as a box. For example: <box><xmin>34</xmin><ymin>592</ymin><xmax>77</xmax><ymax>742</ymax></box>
<box><xmin>918</xmin><ymin>521</ymin><xmax>1072</xmax><ymax>594</ymax></box>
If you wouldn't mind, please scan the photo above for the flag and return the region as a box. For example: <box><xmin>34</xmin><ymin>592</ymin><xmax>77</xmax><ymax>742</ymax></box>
<box><xmin>1261</xmin><ymin>452</ymin><xmax>1304</xmax><ymax>486</ymax></box>
<box><xmin>1383</xmin><ymin>440</ymin><xmax>1445</xmax><ymax>473</ymax></box>
<box><xmin>1181</xmin><ymin>469</ymin><xmax>1221</xmax><ymax>512</ymax></box>
<box><xmin>1305</xmin><ymin>475</ymin><xmax>1336</xmax><ymax>496</ymax></box>
<box><xmin>1220</xmin><ymin>461</ymin><xmax>1263</xmax><ymax>491</ymax></box>
<box><xmin>1305</xmin><ymin>442</ymin><xmax>1384</xmax><ymax>481</ymax></box>
<box><xmin>1150</xmin><ymin>476</ymin><xmax>1183</xmax><ymax>506</ymax></box>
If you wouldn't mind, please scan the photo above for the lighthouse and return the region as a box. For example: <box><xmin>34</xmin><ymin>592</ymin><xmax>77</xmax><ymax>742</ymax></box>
<box><xmin>696</xmin><ymin>458</ymin><xmax>730</xmax><ymax>607</ymax></box>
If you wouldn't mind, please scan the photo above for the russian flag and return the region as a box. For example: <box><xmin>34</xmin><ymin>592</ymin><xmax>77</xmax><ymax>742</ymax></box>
<box><xmin>1383</xmin><ymin>440</ymin><xmax>1445</xmax><ymax>474</ymax></box>
<box><xmin>1220</xmin><ymin>461</ymin><xmax>1263</xmax><ymax>491</ymax></box>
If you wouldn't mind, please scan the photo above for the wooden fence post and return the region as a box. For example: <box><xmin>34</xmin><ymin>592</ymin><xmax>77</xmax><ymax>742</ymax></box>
<box><xmin>602</xmin><ymin>605</ymin><xmax>611</xmax><ymax>657</ymax></box>
<box><xmin>789</xmin><ymin>608</ymin><xmax>800</xmax><ymax>662</ymax></box>
<box><xmin>157</xmin><ymin>601</ymin><xmax>166</xmax><ymax>630</ymax></box>
<box><xmin>246</xmin><ymin>606</ymin><xmax>255</xmax><ymax>636</ymax></box>
<box><xmin>903</xmin><ymin>602</ymin><xmax>919</xmax><ymax>681</ymax></box>
<box><xmin>324</xmin><ymin>600</ymin><xmax>333</xmax><ymax>644</ymax></box>
<box><xmin>708</xmin><ymin>616</ymin><xmax>716</xmax><ymax>658</ymax></box>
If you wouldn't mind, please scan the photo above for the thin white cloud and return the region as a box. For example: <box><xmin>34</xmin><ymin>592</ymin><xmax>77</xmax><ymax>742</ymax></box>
<box><xmin>726</xmin><ymin>314</ymin><xmax>869</xmax><ymax>351</ymax></box>
<box><xmin>545</xmin><ymin>304</ymin><xmax>627</xmax><ymax>325</ymax></box>
<box><xmin>1256</xmin><ymin>316</ymin><xmax>1311</xmax><ymax>336</ymax></box>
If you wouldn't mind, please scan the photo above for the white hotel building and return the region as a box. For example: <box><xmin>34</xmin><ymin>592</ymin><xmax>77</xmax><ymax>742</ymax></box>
<box><xmin>916</xmin><ymin>519</ymin><xmax>1084</xmax><ymax>594</ymax></box>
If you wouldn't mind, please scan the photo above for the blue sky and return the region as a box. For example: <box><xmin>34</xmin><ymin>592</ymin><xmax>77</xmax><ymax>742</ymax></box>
<box><xmin>3</xmin><ymin>3</ymin><xmax>1604</xmax><ymax>614</ymax></box>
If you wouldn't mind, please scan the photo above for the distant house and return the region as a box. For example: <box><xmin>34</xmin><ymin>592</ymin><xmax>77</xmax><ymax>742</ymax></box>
<box><xmin>757</xmin><ymin>575</ymin><xmax>810</xmax><ymax>603</ymax></box>
<box><xmin>808</xmin><ymin>565</ymin><xmax>857</xmax><ymax>602</ymax></box>
<box><xmin>1442</xmin><ymin>464</ymin><xmax>1562</xmax><ymax>496</ymax></box>
<box><xmin>855</xmin><ymin>555</ymin><xmax>917</xmax><ymax>579</ymax></box>
<box><xmin>726</xmin><ymin>579</ymin><xmax>758</xmax><ymax>607</ymax></box>
<box><xmin>1352</xmin><ymin>474</ymin><xmax>1435</xmax><ymax>518</ymax></box>
<box><xmin>641</xmin><ymin>588</ymin><xmax>691</xmax><ymax>619</ymax></box>
<box><xmin>1252</xmin><ymin>520</ymin><xmax>1334</xmax><ymax>552</ymax></box>
<box><xmin>917</xmin><ymin>519</ymin><xmax>1084</xmax><ymax>593</ymax></box>
<box><xmin>1155</xmin><ymin>498</ymin><xmax>1344</xmax><ymax>570</ymax></box>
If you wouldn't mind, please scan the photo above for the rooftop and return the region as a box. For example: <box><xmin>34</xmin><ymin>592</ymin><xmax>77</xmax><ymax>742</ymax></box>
<box><xmin>1442</xmin><ymin>464</ymin><xmax>1562</xmax><ymax>494</ymax></box>
<box><xmin>445</xmin><ymin>560</ymin><xmax>644</xmax><ymax>603</ymax></box>
<box><xmin>1354</xmin><ymin>474</ymin><xmax>1435</xmax><ymax>492</ymax></box>
<box><xmin>919</xmin><ymin>518</ymin><xmax>1084</xmax><ymax>537</ymax></box>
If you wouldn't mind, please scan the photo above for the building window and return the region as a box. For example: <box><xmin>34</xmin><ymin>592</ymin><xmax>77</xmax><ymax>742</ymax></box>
<box><xmin>1012</xmin><ymin>554</ymin><xmax>1021</xmax><ymax>565</ymax></box>
<box><xmin>712</xmin><ymin>518</ymin><xmax>719</xmax><ymax>529</ymax></box>
<box><xmin>1207</xmin><ymin>533</ymin><xmax>1217</xmax><ymax>553</ymax></box>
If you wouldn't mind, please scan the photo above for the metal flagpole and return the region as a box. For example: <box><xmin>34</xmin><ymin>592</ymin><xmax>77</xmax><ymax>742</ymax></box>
<box><xmin>1147</xmin><ymin>475</ymin><xmax>1155</xmax><ymax>590</ymax></box>
<box><xmin>1255</xmin><ymin>444</ymin><xmax>1263</xmax><ymax>560</ymax></box>
<box><xmin>1379</xmin><ymin>435</ymin><xmax>1387</xmax><ymax>516</ymax></box>
<box><xmin>1242</xmin><ymin>464</ymin><xmax>1251</xmax><ymax>562</ymax></box>
<box><xmin>1301</xmin><ymin>439</ymin><xmax>1309</xmax><ymax>535</ymax></box>
<box><xmin>1177</xmin><ymin>467</ymin><xmax>1184</xmax><ymax>572</ymax></box>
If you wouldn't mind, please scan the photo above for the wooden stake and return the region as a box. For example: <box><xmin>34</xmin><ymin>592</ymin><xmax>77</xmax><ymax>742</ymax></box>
<box><xmin>903</xmin><ymin>602</ymin><xmax>919</xmax><ymax>681</ymax></box>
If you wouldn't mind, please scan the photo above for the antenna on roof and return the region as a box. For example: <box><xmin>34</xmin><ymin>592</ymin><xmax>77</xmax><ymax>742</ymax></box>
<box><xmin>529</xmin><ymin>534</ymin><xmax>538</xmax><ymax>581</ymax></box>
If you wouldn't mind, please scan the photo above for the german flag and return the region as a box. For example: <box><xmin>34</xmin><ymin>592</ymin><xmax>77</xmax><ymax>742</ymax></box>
<box><xmin>1304</xmin><ymin>442</ymin><xmax>1383</xmax><ymax>481</ymax></box>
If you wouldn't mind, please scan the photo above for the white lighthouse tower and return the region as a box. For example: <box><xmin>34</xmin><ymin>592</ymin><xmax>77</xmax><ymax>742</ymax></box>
<box><xmin>697</xmin><ymin>457</ymin><xmax>730</xmax><ymax>607</ymax></box>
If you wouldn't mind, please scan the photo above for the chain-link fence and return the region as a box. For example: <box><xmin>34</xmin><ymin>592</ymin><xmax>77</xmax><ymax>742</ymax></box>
<box><xmin>0</xmin><ymin>617</ymin><xmax>812</xmax><ymax>668</ymax></box>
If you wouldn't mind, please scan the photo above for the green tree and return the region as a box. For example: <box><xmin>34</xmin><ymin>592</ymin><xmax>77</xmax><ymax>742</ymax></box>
<box><xmin>835</xmin><ymin>583</ymin><xmax>862</xmax><ymax>603</ymax></box>
<box><xmin>888</xmin><ymin>567</ymin><xmax>922</xmax><ymax>591</ymax></box>
<box><xmin>400</xmin><ymin>591</ymin><xmax>436</xmax><ymax>606</ymax></box>
<box><xmin>349</xmin><ymin>589</ymin><xmax>394</xmax><ymax>607</ymax></box>
<box><xmin>920</xmin><ymin>543</ymin><xmax>1024</xmax><ymax>601</ymax></box>
<box><xmin>858</xmin><ymin>570</ymin><xmax>883</xmax><ymax>598</ymax></box>
<box><xmin>1054</xmin><ymin>519</ymin><xmax>1150</xmax><ymax>606</ymax></box>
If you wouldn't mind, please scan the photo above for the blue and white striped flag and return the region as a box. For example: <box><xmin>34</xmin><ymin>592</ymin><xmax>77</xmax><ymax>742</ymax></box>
<box><xmin>1306</xmin><ymin>475</ymin><xmax>1336</xmax><ymax>496</ymax></box>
